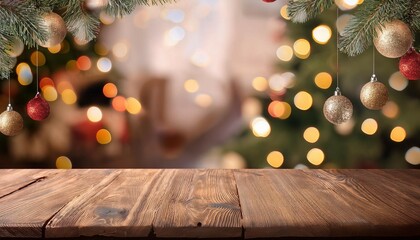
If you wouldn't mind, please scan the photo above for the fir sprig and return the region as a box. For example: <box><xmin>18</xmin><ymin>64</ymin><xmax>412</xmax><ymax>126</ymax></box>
<box><xmin>0</xmin><ymin>0</ymin><xmax>172</xmax><ymax>78</ymax></box>
<box><xmin>339</xmin><ymin>0</ymin><xmax>412</xmax><ymax>56</ymax></box>
<box><xmin>287</xmin><ymin>0</ymin><xmax>334</xmax><ymax>23</ymax></box>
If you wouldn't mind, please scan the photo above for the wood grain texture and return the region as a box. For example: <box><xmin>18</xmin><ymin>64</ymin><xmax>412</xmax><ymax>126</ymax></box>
<box><xmin>45</xmin><ymin>169</ymin><xmax>168</xmax><ymax>238</ymax></box>
<box><xmin>0</xmin><ymin>169</ymin><xmax>113</xmax><ymax>238</ymax></box>
<box><xmin>153</xmin><ymin>169</ymin><xmax>242</xmax><ymax>238</ymax></box>
<box><xmin>235</xmin><ymin>169</ymin><xmax>420</xmax><ymax>238</ymax></box>
<box><xmin>0</xmin><ymin>169</ymin><xmax>58</xmax><ymax>198</ymax></box>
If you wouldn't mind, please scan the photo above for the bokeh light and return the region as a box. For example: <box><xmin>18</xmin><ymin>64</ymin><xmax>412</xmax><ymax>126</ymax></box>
<box><xmin>96</xmin><ymin>129</ymin><xmax>112</xmax><ymax>144</ymax></box>
<box><xmin>294</xmin><ymin>91</ymin><xmax>313</xmax><ymax>110</ymax></box>
<box><xmin>242</xmin><ymin>97</ymin><xmax>262</xmax><ymax>122</ymax></box>
<box><xmin>314</xmin><ymin>72</ymin><xmax>333</xmax><ymax>89</ymax></box>
<box><xmin>112</xmin><ymin>96</ymin><xmax>127</xmax><ymax>112</ymax></box>
<box><xmin>268</xmin><ymin>101</ymin><xmax>292</xmax><ymax>119</ymax></box>
<box><xmin>126</xmin><ymin>97</ymin><xmax>142</xmax><ymax>115</ymax></box>
<box><xmin>30</xmin><ymin>51</ymin><xmax>46</xmax><ymax>66</ymax></box>
<box><xmin>389</xmin><ymin>71</ymin><xmax>408</xmax><ymax>91</ymax></box>
<box><xmin>303</xmin><ymin>127</ymin><xmax>320</xmax><ymax>143</ymax></box>
<box><xmin>390</xmin><ymin>126</ymin><xmax>406</xmax><ymax>142</ymax></box>
<box><xmin>335</xmin><ymin>118</ymin><xmax>355</xmax><ymax>135</ymax></box>
<box><xmin>336</xmin><ymin>0</ymin><xmax>358</xmax><ymax>10</ymax></box>
<box><xmin>184</xmin><ymin>79</ymin><xmax>199</xmax><ymax>93</ymax></box>
<box><xmin>42</xmin><ymin>86</ymin><xmax>58</xmax><ymax>101</ymax></box>
<box><xmin>280</xmin><ymin>5</ymin><xmax>290</xmax><ymax>20</ymax></box>
<box><xmin>382</xmin><ymin>101</ymin><xmax>399</xmax><ymax>118</ymax></box>
<box><xmin>56</xmin><ymin>81</ymin><xmax>73</xmax><ymax>94</ymax></box>
<box><xmin>56</xmin><ymin>156</ymin><xmax>72</xmax><ymax>169</ymax></box>
<box><xmin>99</xmin><ymin>11</ymin><xmax>115</xmax><ymax>25</ymax></box>
<box><xmin>336</xmin><ymin>14</ymin><xmax>353</xmax><ymax>35</ymax></box>
<box><xmin>40</xmin><ymin>77</ymin><xmax>54</xmax><ymax>89</ymax></box>
<box><xmin>251</xmin><ymin>117</ymin><xmax>271</xmax><ymax>137</ymax></box>
<box><xmin>267</xmin><ymin>151</ymin><xmax>284</xmax><ymax>168</ymax></box>
<box><xmin>252</xmin><ymin>77</ymin><xmax>268</xmax><ymax>92</ymax></box>
<box><xmin>103</xmin><ymin>83</ymin><xmax>118</xmax><ymax>98</ymax></box>
<box><xmin>405</xmin><ymin>147</ymin><xmax>420</xmax><ymax>165</ymax></box>
<box><xmin>269</xmin><ymin>72</ymin><xmax>296</xmax><ymax>91</ymax></box>
<box><xmin>195</xmin><ymin>94</ymin><xmax>213</xmax><ymax>108</ymax></box>
<box><xmin>165</xmin><ymin>26</ymin><xmax>186</xmax><ymax>46</ymax></box>
<box><xmin>222</xmin><ymin>152</ymin><xmax>246</xmax><ymax>169</ymax></box>
<box><xmin>112</xmin><ymin>42</ymin><xmax>128</xmax><ymax>59</ymax></box>
<box><xmin>94</xmin><ymin>43</ymin><xmax>109</xmax><ymax>56</ymax></box>
<box><xmin>16</xmin><ymin>63</ymin><xmax>32</xmax><ymax>86</ymax></box>
<box><xmin>190</xmin><ymin>50</ymin><xmax>210</xmax><ymax>67</ymax></box>
<box><xmin>76</xmin><ymin>55</ymin><xmax>91</xmax><ymax>71</ymax></box>
<box><xmin>361</xmin><ymin>118</ymin><xmax>378</xmax><ymax>135</ymax></box>
<box><xmin>307</xmin><ymin>148</ymin><xmax>325</xmax><ymax>166</ymax></box>
<box><xmin>276</xmin><ymin>45</ymin><xmax>293</xmax><ymax>61</ymax></box>
<box><xmin>61</xmin><ymin>89</ymin><xmax>77</xmax><ymax>105</ymax></box>
<box><xmin>293</xmin><ymin>39</ymin><xmax>311</xmax><ymax>59</ymax></box>
<box><xmin>87</xmin><ymin>106</ymin><xmax>103</xmax><ymax>122</ymax></box>
<box><xmin>48</xmin><ymin>44</ymin><xmax>61</xmax><ymax>54</ymax></box>
<box><xmin>97</xmin><ymin>57</ymin><xmax>112</xmax><ymax>72</ymax></box>
<box><xmin>312</xmin><ymin>25</ymin><xmax>332</xmax><ymax>44</ymax></box>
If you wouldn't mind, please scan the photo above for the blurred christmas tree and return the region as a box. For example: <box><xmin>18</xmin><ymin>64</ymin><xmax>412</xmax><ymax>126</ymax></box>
<box><xmin>225</xmin><ymin>0</ymin><xmax>420</xmax><ymax>169</ymax></box>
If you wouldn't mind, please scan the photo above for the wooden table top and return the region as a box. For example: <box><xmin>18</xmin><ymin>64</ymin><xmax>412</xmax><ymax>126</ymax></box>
<box><xmin>0</xmin><ymin>169</ymin><xmax>419</xmax><ymax>238</ymax></box>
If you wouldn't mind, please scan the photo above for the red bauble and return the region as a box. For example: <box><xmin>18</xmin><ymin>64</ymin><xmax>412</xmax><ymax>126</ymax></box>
<box><xmin>263</xmin><ymin>0</ymin><xmax>276</xmax><ymax>2</ymax></box>
<box><xmin>399</xmin><ymin>48</ymin><xmax>420</xmax><ymax>80</ymax></box>
<box><xmin>27</xmin><ymin>93</ymin><xmax>50</xmax><ymax>121</ymax></box>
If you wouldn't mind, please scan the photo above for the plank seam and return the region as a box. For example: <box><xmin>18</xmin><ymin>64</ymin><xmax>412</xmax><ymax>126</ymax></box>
<box><xmin>0</xmin><ymin>176</ymin><xmax>47</xmax><ymax>200</ymax></box>
<box><xmin>41</xmin><ymin>201</ymin><xmax>70</xmax><ymax>238</ymax></box>
<box><xmin>232</xmin><ymin>170</ymin><xmax>245</xmax><ymax>239</ymax></box>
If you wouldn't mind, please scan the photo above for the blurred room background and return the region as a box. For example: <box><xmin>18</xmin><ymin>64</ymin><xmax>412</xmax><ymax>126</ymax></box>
<box><xmin>0</xmin><ymin>0</ymin><xmax>419</xmax><ymax>169</ymax></box>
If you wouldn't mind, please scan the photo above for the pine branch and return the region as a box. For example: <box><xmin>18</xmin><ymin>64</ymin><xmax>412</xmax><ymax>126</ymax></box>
<box><xmin>106</xmin><ymin>0</ymin><xmax>174</xmax><ymax>17</ymax></box>
<box><xmin>405</xmin><ymin>0</ymin><xmax>420</xmax><ymax>32</ymax></box>
<box><xmin>62</xmin><ymin>0</ymin><xmax>100</xmax><ymax>42</ymax></box>
<box><xmin>0</xmin><ymin>34</ymin><xmax>14</xmax><ymax>79</ymax></box>
<box><xmin>0</xmin><ymin>0</ymin><xmax>47</xmax><ymax>46</ymax></box>
<box><xmin>287</xmin><ymin>0</ymin><xmax>334</xmax><ymax>23</ymax></box>
<box><xmin>339</xmin><ymin>0</ymin><xmax>411</xmax><ymax>56</ymax></box>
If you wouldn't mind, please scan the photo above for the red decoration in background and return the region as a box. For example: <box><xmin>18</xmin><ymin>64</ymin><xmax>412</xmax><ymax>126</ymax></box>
<box><xmin>26</xmin><ymin>93</ymin><xmax>50</xmax><ymax>121</ymax></box>
<box><xmin>399</xmin><ymin>48</ymin><xmax>420</xmax><ymax>80</ymax></box>
<box><xmin>263</xmin><ymin>0</ymin><xmax>276</xmax><ymax>2</ymax></box>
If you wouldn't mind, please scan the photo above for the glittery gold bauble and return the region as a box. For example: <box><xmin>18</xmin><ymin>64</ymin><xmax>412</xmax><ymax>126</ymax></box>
<box><xmin>373</xmin><ymin>20</ymin><xmax>413</xmax><ymax>58</ymax></box>
<box><xmin>37</xmin><ymin>12</ymin><xmax>67</xmax><ymax>48</ymax></box>
<box><xmin>0</xmin><ymin>107</ymin><xmax>24</xmax><ymax>136</ymax></box>
<box><xmin>360</xmin><ymin>76</ymin><xmax>388</xmax><ymax>110</ymax></box>
<box><xmin>323</xmin><ymin>91</ymin><xmax>353</xmax><ymax>125</ymax></box>
<box><xmin>5</xmin><ymin>37</ymin><xmax>24</xmax><ymax>57</ymax></box>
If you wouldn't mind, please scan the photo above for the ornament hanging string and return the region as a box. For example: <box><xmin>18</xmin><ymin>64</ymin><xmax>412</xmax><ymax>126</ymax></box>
<box><xmin>36</xmin><ymin>44</ymin><xmax>39</xmax><ymax>94</ymax></box>
<box><xmin>372</xmin><ymin>45</ymin><xmax>375</xmax><ymax>75</ymax></box>
<box><xmin>336</xmin><ymin>7</ymin><xmax>339</xmax><ymax>91</ymax></box>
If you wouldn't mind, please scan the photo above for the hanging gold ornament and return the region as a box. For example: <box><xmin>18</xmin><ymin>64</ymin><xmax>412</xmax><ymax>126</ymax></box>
<box><xmin>5</xmin><ymin>37</ymin><xmax>24</xmax><ymax>57</ymax></box>
<box><xmin>360</xmin><ymin>74</ymin><xmax>388</xmax><ymax>110</ymax></box>
<box><xmin>37</xmin><ymin>12</ymin><xmax>67</xmax><ymax>48</ymax></box>
<box><xmin>373</xmin><ymin>20</ymin><xmax>413</xmax><ymax>58</ymax></box>
<box><xmin>0</xmin><ymin>104</ymin><xmax>24</xmax><ymax>136</ymax></box>
<box><xmin>323</xmin><ymin>88</ymin><xmax>353</xmax><ymax>125</ymax></box>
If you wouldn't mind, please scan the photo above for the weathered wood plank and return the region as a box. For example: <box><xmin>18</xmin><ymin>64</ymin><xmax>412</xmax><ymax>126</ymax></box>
<box><xmin>153</xmin><ymin>169</ymin><xmax>242</xmax><ymax>238</ymax></box>
<box><xmin>0</xmin><ymin>169</ymin><xmax>115</xmax><ymax>238</ymax></box>
<box><xmin>45</xmin><ymin>169</ymin><xmax>167</xmax><ymax>238</ymax></box>
<box><xmin>235</xmin><ymin>169</ymin><xmax>420</xmax><ymax>238</ymax></box>
<box><xmin>0</xmin><ymin>169</ymin><xmax>59</xmax><ymax>198</ymax></box>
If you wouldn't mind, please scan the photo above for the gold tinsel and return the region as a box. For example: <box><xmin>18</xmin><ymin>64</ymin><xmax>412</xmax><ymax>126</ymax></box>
<box><xmin>323</xmin><ymin>92</ymin><xmax>353</xmax><ymax>125</ymax></box>
<box><xmin>0</xmin><ymin>109</ymin><xmax>23</xmax><ymax>136</ymax></box>
<box><xmin>360</xmin><ymin>79</ymin><xmax>388</xmax><ymax>110</ymax></box>
<box><xmin>373</xmin><ymin>20</ymin><xmax>413</xmax><ymax>58</ymax></box>
<box><xmin>37</xmin><ymin>12</ymin><xmax>67</xmax><ymax>48</ymax></box>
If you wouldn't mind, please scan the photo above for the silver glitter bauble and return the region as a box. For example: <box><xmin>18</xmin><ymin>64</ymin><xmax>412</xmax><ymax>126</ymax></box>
<box><xmin>0</xmin><ymin>105</ymin><xmax>24</xmax><ymax>136</ymax></box>
<box><xmin>373</xmin><ymin>20</ymin><xmax>413</xmax><ymax>58</ymax></box>
<box><xmin>360</xmin><ymin>75</ymin><xmax>388</xmax><ymax>110</ymax></box>
<box><xmin>323</xmin><ymin>89</ymin><xmax>353</xmax><ymax>125</ymax></box>
<box><xmin>37</xmin><ymin>12</ymin><xmax>67</xmax><ymax>48</ymax></box>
